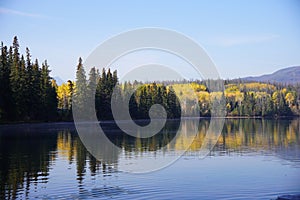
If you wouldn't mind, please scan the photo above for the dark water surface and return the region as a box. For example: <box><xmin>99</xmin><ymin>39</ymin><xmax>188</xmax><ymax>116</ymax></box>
<box><xmin>0</xmin><ymin>119</ymin><xmax>299</xmax><ymax>199</ymax></box>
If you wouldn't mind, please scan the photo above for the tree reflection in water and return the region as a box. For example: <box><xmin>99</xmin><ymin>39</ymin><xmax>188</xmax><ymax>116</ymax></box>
<box><xmin>0</xmin><ymin>118</ymin><xmax>299</xmax><ymax>199</ymax></box>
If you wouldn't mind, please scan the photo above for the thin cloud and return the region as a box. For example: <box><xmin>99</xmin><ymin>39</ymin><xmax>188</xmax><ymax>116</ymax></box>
<box><xmin>212</xmin><ymin>34</ymin><xmax>280</xmax><ymax>47</ymax></box>
<box><xmin>0</xmin><ymin>7</ymin><xmax>49</xmax><ymax>19</ymax></box>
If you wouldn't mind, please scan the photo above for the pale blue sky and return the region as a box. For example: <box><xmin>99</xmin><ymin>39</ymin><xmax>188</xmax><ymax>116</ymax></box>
<box><xmin>0</xmin><ymin>0</ymin><xmax>299</xmax><ymax>81</ymax></box>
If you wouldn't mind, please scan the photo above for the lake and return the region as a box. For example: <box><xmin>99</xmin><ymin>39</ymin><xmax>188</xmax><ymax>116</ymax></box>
<box><xmin>0</xmin><ymin>118</ymin><xmax>299</xmax><ymax>199</ymax></box>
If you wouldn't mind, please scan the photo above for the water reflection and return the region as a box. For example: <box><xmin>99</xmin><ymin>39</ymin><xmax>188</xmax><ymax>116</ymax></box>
<box><xmin>0</xmin><ymin>119</ymin><xmax>299</xmax><ymax>199</ymax></box>
<box><xmin>0</xmin><ymin>126</ymin><xmax>57</xmax><ymax>199</ymax></box>
<box><xmin>191</xmin><ymin>119</ymin><xmax>300</xmax><ymax>154</ymax></box>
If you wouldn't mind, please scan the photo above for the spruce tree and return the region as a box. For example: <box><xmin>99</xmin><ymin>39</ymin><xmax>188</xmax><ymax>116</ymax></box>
<box><xmin>9</xmin><ymin>36</ymin><xmax>21</xmax><ymax>119</ymax></box>
<box><xmin>31</xmin><ymin>59</ymin><xmax>42</xmax><ymax>119</ymax></box>
<box><xmin>19</xmin><ymin>55</ymin><xmax>27</xmax><ymax>119</ymax></box>
<box><xmin>40</xmin><ymin>60</ymin><xmax>57</xmax><ymax>121</ymax></box>
<box><xmin>0</xmin><ymin>43</ymin><xmax>12</xmax><ymax>120</ymax></box>
<box><xmin>87</xmin><ymin>67</ymin><xmax>97</xmax><ymax>119</ymax></box>
<box><xmin>74</xmin><ymin>57</ymin><xmax>87</xmax><ymax>120</ymax></box>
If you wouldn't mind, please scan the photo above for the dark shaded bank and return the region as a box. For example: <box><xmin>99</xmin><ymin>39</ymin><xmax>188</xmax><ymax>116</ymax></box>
<box><xmin>0</xmin><ymin>115</ymin><xmax>299</xmax><ymax>126</ymax></box>
<box><xmin>0</xmin><ymin>122</ymin><xmax>76</xmax><ymax>133</ymax></box>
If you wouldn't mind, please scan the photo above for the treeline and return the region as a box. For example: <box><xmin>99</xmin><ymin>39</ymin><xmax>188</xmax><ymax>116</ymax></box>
<box><xmin>223</xmin><ymin>82</ymin><xmax>296</xmax><ymax>117</ymax></box>
<box><xmin>171</xmin><ymin>81</ymin><xmax>300</xmax><ymax>117</ymax></box>
<box><xmin>68</xmin><ymin>58</ymin><xmax>300</xmax><ymax>120</ymax></box>
<box><xmin>68</xmin><ymin>58</ymin><xmax>181</xmax><ymax>121</ymax></box>
<box><xmin>0</xmin><ymin>37</ymin><xmax>57</xmax><ymax>122</ymax></box>
<box><xmin>1</xmin><ymin>37</ymin><xmax>300</xmax><ymax>122</ymax></box>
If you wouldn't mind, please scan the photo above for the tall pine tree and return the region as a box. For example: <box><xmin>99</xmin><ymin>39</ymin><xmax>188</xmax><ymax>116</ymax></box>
<box><xmin>74</xmin><ymin>57</ymin><xmax>87</xmax><ymax>120</ymax></box>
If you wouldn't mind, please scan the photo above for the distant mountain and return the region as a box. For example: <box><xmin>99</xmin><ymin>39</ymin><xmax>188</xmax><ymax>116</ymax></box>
<box><xmin>241</xmin><ymin>66</ymin><xmax>300</xmax><ymax>84</ymax></box>
<box><xmin>53</xmin><ymin>76</ymin><xmax>65</xmax><ymax>86</ymax></box>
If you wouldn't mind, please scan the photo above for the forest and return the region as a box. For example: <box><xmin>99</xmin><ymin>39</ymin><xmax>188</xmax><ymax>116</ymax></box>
<box><xmin>0</xmin><ymin>37</ymin><xmax>300</xmax><ymax>123</ymax></box>
<box><xmin>0</xmin><ymin>37</ymin><xmax>57</xmax><ymax>122</ymax></box>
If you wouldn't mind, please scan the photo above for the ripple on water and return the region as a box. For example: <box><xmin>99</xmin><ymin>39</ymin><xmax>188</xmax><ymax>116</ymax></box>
<box><xmin>35</xmin><ymin>185</ymin><xmax>170</xmax><ymax>200</ymax></box>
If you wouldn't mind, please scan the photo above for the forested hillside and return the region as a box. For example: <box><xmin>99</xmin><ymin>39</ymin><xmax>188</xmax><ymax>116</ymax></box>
<box><xmin>59</xmin><ymin>62</ymin><xmax>300</xmax><ymax>120</ymax></box>
<box><xmin>1</xmin><ymin>37</ymin><xmax>299</xmax><ymax>123</ymax></box>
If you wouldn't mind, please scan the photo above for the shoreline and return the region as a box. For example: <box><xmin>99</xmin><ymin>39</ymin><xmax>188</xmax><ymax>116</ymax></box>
<box><xmin>0</xmin><ymin>116</ymin><xmax>299</xmax><ymax>126</ymax></box>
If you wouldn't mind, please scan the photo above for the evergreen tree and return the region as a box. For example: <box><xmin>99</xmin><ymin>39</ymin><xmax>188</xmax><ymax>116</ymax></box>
<box><xmin>9</xmin><ymin>36</ymin><xmax>21</xmax><ymax>119</ymax></box>
<box><xmin>24</xmin><ymin>48</ymin><xmax>35</xmax><ymax>119</ymax></box>
<box><xmin>74</xmin><ymin>57</ymin><xmax>87</xmax><ymax>120</ymax></box>
<box><xmin>166</xmin><ymin>86</ymin><xmax>181</xmax><ymax>118</ymax></box>
<box><xmin>87</xmin><ymin>67</ymin><xmax>97</xmax><ymax>119</ymax></box>
<box><xmin>0</xmin><ymin>43</ymin><xmax>13</xmax><ymax>120</ymax></box>
<box><xmin>18</xmin><ymin>55</ymin><xmax>27</xmax><ymax>119</ymax></box>
<box><xmin>95</xmin><ymin>68</ymin><xmax>118</xmax><ymax>120</ymax></box>
<box><xmin>31</xmin><ymin>59</ymin><xmax>42</xmax><ymax>119</ymax></box>
<box><xmin>95</xmin><ymin>68</ymin><xmax>106</xmax><ymax>120</ymax></box>
<box><xmin>67</xmin><ymin>80</ymin><xmax>74</xmax><ymax>111</ymax></box>
<box><xmin>129</xmin><ymin>92</ymin><xmax>139</xmax><ymax>119</ymax></box>
<box><xmin>40</xmin><ymin>60</ymin><xmax>57</xmax><ymax>121</ymax></box>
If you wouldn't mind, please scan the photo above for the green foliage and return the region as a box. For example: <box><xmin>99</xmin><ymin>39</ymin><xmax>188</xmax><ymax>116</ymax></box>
<box><xmin>1</xmin><ymin>37</ymin><xmax>299</xmax><ymax>122</ymax></box>
<box><xmin>223</xmin><ymin>82</ymin><xmax>297</xmax><ymax>117</ymax></box>
<box><xmin>95</xmin><ymin>68</ymin><xmax>118</xmax><ymax>120</ymax></box>
<box><xmin>73</xmin><ymin>57</ymin><xmax>87</xmax><ymax>113</ymax></box>
<box><xmin>0</xmin><ymin>43</ymin><xmax>13</xmax><ymax>120</ymax></box>
<box><xmin>0</xmin><ymin>37</ymin><xmax>57</xmax><ymax>122</ymax></box>
<box><xmin>126</xmin><ymin>83</ymin><xmax>181</xmax><ymax>120</ymax></box>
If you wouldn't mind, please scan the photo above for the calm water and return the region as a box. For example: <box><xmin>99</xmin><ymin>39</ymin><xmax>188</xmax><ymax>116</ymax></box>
<box><xmin>0</xmin><ymin>119</ymin><xmax>299</xmax><ymax>199</ymax></box>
